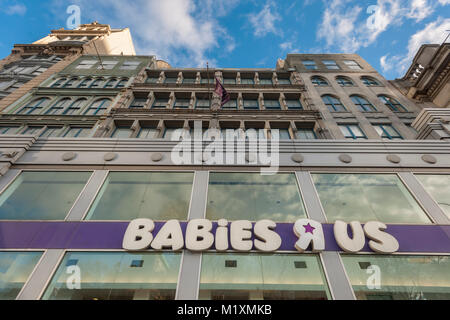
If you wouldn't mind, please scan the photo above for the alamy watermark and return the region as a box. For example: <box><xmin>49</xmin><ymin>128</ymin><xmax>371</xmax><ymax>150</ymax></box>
<box><xmin>170</xmin><ymin>121</ymin><xmax>280</xmax><ymax>175</ymax></box>
<box><xmin>66</xmin><ymin>5</ymin><xmax>81</xmax><ymax>30</ymax></box>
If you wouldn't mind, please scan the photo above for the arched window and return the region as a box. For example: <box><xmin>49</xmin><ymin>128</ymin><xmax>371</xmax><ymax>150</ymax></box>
<box><xmin>311</xmin><ymin>76</ymin><xmax>328</xmax><ymax>86</ymax></box>
<box><xmin>336</xmin><ymin>76</ymin><xmax>354</xmax><ymax>87</ymax></box>
<box><xmin>378</xmin><ymin>95</ymin><xmax>408</xmax><ymax>112</ymax></box>
<box><xmin>51</xmin><ymin>78</ymin><xmax>67</xmax><ymax>88</ymax></box>
<box><xmin>350</xmin><ymin>95</ymin><xmax>377</xmax><ymax>112</ymax></box>
<box><xmin>63</xmin><ymin>98</ymin><xmax>87</xmax><ymax>115</ymax></box>
<box><xmin>78</xmin><ymin>78</ymin><xmax>92</xmax><ymax>88</ymax></box>
<box><xmin>104</xmin><ymin>78</ymin><xmax>117</xmax><ymax>88</ymax></box>
<box><xmin>361</xmin><ymin>76</ymin><xmax>380</xmax><ymax>86</ymax></box>
<box><xmin>46</xmin><ymin>98</ymin><xmax>72</xmax><ymax>115</ymax></box>
<box><xmin>83</xmin><ymin>98</ymin><xmax>111</xmax><ymax>115</ymax></box>
<box><xmin>89</xmin><ymin>78</ymin><xmax>104</xmax><ymax>88</ymax></box>
<box><xmin>62</xmin><ymin>78</ymin><xmax>78</xmax><ymax>88</ymax></box>
<box><xmin>17</xmin><ymin>97</ymin><xmax>50</xmax><ymax>115</ymax></box>
<box><xmin>116</xmin><ymin>78</ymin><xmax>129</xmax><ymax>88</ymax></box>
<box><xmin>322</xmin><ymin>95</ymin><xmax>346</xmax><ymax>112</ymax></box>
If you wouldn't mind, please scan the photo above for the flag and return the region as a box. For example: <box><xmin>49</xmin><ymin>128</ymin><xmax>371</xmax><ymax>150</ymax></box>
<box><xmin>214</xmin><ymin>77</ymin><xmax>231</xmax><ymax>107</ymax></box>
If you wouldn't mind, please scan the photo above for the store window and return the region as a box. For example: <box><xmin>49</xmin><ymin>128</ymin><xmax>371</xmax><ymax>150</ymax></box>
<box><xmin>341</xmin><ymin>255</ymin><xmax>450</xmax><ymax>300</ymax></box>
<box><xmin>206</xmin><ymin>173</ymin><xmax>306</xmax><ymax>222</ymax></box>
<box><xmin>311</xmin><ymin>174</ymin><xmax>431</xmax><ymax>224</ymax></box>
<box><xmin>0</xmin><ymin>171</ymin><xmax>92</xmax><ymax>220</ymax></box>
<box><xmin>42</xmin><ymin>252</ymin><xmax>181</xmax><ymax>300</ymax></box>
<box><xmin>415</xmin><ymin>175</ymin><xmax>450</xmax><ymax>219</ymax></box>
<box><xmin>199</xmin><ymin>253</ymin><xmax>331</xmax><ymax>300</ymax></box>
<box><xmin>0</xmin><ymin>252</ymin><xmax>43</xmax><ymax>300</ymax></box>
<box><xmin>85</xmin><ymin>172</ymin><xmax>193</xmax><ymax>221</ymax></box>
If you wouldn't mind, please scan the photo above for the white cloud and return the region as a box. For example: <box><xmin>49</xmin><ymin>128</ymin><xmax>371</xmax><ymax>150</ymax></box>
<box><xmin>248</xmin><ymin>2</ymin><xmax>281</xmax><ymax>37</ymax></box>
<box><xmin>71</xmin><ymin>0</ymin><xmax>237</xmax><ymax>67</ymax></box>
<box><xmin>438</xmin><ymin>0</ymin><xmax>450</xmax><ymax>5</ymax></box>
<box><xmin>381</xmin><ymin>17</ymin><xmax>450</xmax><ymax>76</ymax></box>
<box><xmin>2</xmin><ymin>3</ymin><xmax>26</xmax><ymax>15</ymax></box>
<box><xmin>317</xmin><ymin>0</ymin><xmax>441</xmax><ymax>52</ymax></box>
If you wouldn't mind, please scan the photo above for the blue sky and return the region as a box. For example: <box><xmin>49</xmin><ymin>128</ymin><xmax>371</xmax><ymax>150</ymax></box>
<box><xmin>0</xmin><ymin>0</ymin><xmax>449</xmax><ymax>79</ymax></box>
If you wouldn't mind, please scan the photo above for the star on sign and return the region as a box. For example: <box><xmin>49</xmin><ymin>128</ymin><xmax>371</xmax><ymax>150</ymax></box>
<box><xmin>303</xmin><ymin>223</ymin><xmax>315</xmax><ymax>234</ymax></box>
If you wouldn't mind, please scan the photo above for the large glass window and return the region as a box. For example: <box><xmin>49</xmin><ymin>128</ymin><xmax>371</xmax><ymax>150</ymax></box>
<box><xmin>0</xmin><ymin>252</ymin><xmax>43</xmax><ymax>300</ymax></box>
<box><xmin>42</xmin><ymin>252</ymin><xmax>181</xmax><ymax>300</ymax></box>
<box><xmin>416</xmin><ymin>175</ymin><xmax>450</xmax><ymax>219</ymax></box>
<box><xmin>206</xmin><ymin>173</ymin><xmax>306</xmax><ymax>222</ymax></box>
<box><xmin>199</xmin><ymin>253</ymin><xmax>331</xmax><ymax>300</ymax></box>
<box><xmin>86</xmin><ymin>172</ymin><xmax>193</xmax><ymax>221</ymax></box>
<box><xmin>0</xmin><ymin>171</ymin><xmax>92</xmax><ymax>220</ymax></box>
<box><xmin>341</xmin><ymin>255</ymin><xmax>450</xmax><ymax>300</ymax></box>
<box><xmin>311</xmin><ymin>174</ymin><xmax>431</xmax><ymax>224</ymax></box>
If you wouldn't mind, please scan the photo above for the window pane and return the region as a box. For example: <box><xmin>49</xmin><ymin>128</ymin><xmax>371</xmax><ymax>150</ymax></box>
<box><xmin>64</xmin><ymin>127</ymin><xmax>91</xmax><ymax>138</ymax></box>
<box><xmin>86</xmin><ymin>172</ymin><xmax>193</xmax><ymax>221</ymax></box>
<box><xmin>311</xmin><ymin>174</ymin><xmax>431</xmax><ymax>224</ymax></box>
<box><xmin>0</xmin><ymin>252</ymin><xmax>43</xmax><ymax>300</ymax></box>
<box><xmin>138</xmin><ymin>128</ymin><xmax>158</xmax><ymax>139</ymax></box>
<box><xmin>112</xmin><ymin>128</ymin><xmax>133</xmax><ymax>139</ymax></box>
<box><xmin>206</xmin><ymin>173</ymin><xmax>306</xmax><ymax>222</ymax></box>
<box><xmin>199</xmin><ymin>253</ymin><xmax>331</xmax><ymax>300</ymax></box>
<box><xmin>416</xmin><ymin>175</ymin><xmax>450</xmax><ymax>219</ymax></box>
<box><xmin>296</xmin><ymin>128</ymin><xmax>316</xmax><ymax>140</ymax></box>
<box><xmin>0</xmin><ymin>172</ymin><xmax>92</xmax><ymax>220</ymax></box>
<box><xmin>40</xmin><ymin>127</ymin><xmax>63</xmax><ymax>138</ymax></box>
<box><xmin>341</xmin><ymin>255</ymin><xmax>450</xmax><ymax>300</ymax></box>
<box><xmin>42</xmin><ymin>252</ymin><xmax>181</xmax><ymax>300</ymax></box>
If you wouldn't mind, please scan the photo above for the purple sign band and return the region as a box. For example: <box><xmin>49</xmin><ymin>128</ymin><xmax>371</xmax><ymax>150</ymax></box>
<box><xmin>0</xmin><ymin>222</ymin><xmax>449</xmax><ymax>253</ymax></box>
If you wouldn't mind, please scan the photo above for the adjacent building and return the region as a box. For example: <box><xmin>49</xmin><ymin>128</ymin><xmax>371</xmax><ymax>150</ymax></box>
<box><xmin>0</xmin><ymin>24</ymin><xmax>448</xmax><ymax>301</ymax></box>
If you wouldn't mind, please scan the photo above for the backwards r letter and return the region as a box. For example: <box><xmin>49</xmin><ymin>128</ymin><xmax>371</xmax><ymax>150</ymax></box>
<box><xmin>293</xmin><ymin>219</ymin><xmax>325</xmax><ymax>252</ymax></box>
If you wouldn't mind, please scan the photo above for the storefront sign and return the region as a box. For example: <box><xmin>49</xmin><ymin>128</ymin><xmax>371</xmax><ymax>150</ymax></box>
<box><xmin>122</xmin><ymin>218</ymin><xmax>400</xmax><ymax>254</ymax></box>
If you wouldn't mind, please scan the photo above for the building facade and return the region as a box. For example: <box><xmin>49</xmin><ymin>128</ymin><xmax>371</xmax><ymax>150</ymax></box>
<box><xmin>0</xmin><ymin>25</ymin><xmax>448</xmax><ymax>301</ymax></box>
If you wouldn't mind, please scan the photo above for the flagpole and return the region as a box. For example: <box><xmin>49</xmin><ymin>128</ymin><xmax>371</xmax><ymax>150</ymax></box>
<box><xmin>207</xmin><ymin>62</ymin><xmax>211</xmax><ymax>109</ymax></box>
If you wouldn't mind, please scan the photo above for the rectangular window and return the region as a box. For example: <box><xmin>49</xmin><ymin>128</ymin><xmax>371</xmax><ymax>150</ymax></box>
<box><xmin>0</xmin><ymin>126</ymin><xmax>19</xmax><ymax>135</ymax></box>
<box><xmin>415</xmin><ymin>175</ymin><xmax>450</xmax><ymax>219</ymax></box>
<box><xmin>199</xmin><ymin>253</ymin><xmax>331</xmax><ymax>300</ymax></box>
<box><xmin>152</xmin><ymin>99</ymin><xmax>168</xmax><ymax>109</ymax></box>
<box><xmin>138</xmin><ymin>127</ymin><xmax>158</xmax><ymax>139</ymax></box>
<box><xmin>182</xmin><ymin>77</ymin><xmax>196</xmax><ymax>84</ymax></box>
<box><xmin>40</xmin><ymin>127</ymin><xmax>63</xmax><ymax>138</ymax></box>
<box><xmin>272</xmin><ymin>129</ymin><xmax>291</xmax><ymax>140</ymax></box>
<box><xmin>42</xmin><ymin>252</ymin><xmax>181</xmax><ymax>300</ymax></box>
<box><xmin>206</xmin><ymin>173</ymin><xmax>306</xmax><ymax>222</ymax></box>
<box><xmin>85</xmin><ymin>172</ymin><xmax>194</xmax><ymax>221</ymax></box>
<box><xmin>76</xmin><ymin>60</ymin><xmax>97</xmax><ymax>69</ymax></box>
<box><xmin>322</xmin><ymin>60</ymin><xmax>340</xmax><ymax>70</ymax></box>
<box><xmin>130</xmin><ymin>98</ymin><xmax>147</xmax><ymax>109</ymax></box>
<box><xmin>296</xmin><ymin>128</ymin><xmax>317</xmax><ymax>140</ymax></box>
<box><xmin>277</xmin><ymin>78</ymin><xmax>291</xmax><ymax>85</ymax></box>
<box><xmin>259</xmin><ymin>78</ymin><xmax>273</xmax><ymax>85</ymax></box>
<box><xmin>98</xmin><ymin>61</ymin><xmax>118</xmax><ymax>70</ymax></box>
<box><xmin>222</xmin><ymin>100</ymin><xmax>237</xmax><ymax>109</ymax></box>
<box><xmin>120</xmin><ymin>61</ymin><xmax>141</xmax><ymax>70</ymax></box>
<box><xmin>0</xmin><ymin>172</ymin><xmax>92</xmax><ymax>220</ymax></box>
<box><xmin>343</xmin><ymin>60</ymin><xmax>363</xmax><ymax>70</ymax></box>
<box><xmin>146</xmin><ymin>77</ymin><xmax>159</xmax><ymax>84</ymax></box>
<box><xmin>341</xmin><ymin>255</ymin><xmax>450</xmax><ymax>300</ymax></box>
<box><xmin>21</xmin><ymin>127</ymin><xmax>44</xmax><ymax>135</ymax></box>
<box><xmin>174</xmin><ymin>99</ymin><xmax>190</xmax><ymax>109</ymax></box>
<box><xmin>196</xmin><ymin>99</ymin><xmax>210</xmax><ymax>109</ymax></box>
<box><xmin>286</xmin><ymin>100</ymin><xmax>303</xmax><ymax>110</ymax></box>
<box><xmin>0</xmin><ymin>252</ymin><xmax>43</xmax><ymax>300</ymax></box>
<box><xmin>374</xmin><ymin>124</ymin><xmax>403</xmax><ymax>140</ymax></box>
<box><xmin>339</xmin><ymin>124</ymin><xmax>367</xmax><ymax>140</ymax></box>
<box><xmin>311</xmin><ymin>174</ymin><xmax>432</xmax><ymax>224</ymax></box>
<box><xmin>243</xmin><ymin>99</ymin><xmax>259</xmax><ymax>110</ymax></box>
<box><xmin>240</xmin><ymin>78</ymin><xmax>255</xmax><ymax>85</ymax></box>
<box><xmin>302</xmin><ymin>60</ymin><xmax>317</xmax><ymax>70</ymax></box>
<box><xmin>223</xmin><ymin>77</ymin><xmax>236</xmax><ymax>85</ymax></box>
<box><xmin>112</xmin><ymin>127</ymin><xmax>133</xmax><ymax>139</ymax></box>
<box><xmin>64</xmin><ymin>127</ymin><xmax>91</xmax><ymax>138</ymax></box>
<box><xmin>164</xmin><ymin>77</ymin><xmax>178</xmax><ymax>84</ymax></box>
<box><xmin>264</xmin><ymin>100</ymin><xmax>281</xmax><ymax>110</ymax></box>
